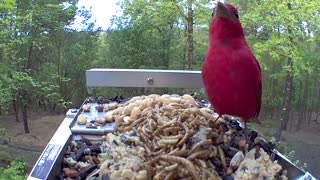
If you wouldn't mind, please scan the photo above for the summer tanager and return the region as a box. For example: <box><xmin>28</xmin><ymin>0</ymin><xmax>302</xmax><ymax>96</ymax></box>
<box><xmin>202</xmin><ymin>2</ymin><xmax>262</xmax><ymax>124</ymax></box>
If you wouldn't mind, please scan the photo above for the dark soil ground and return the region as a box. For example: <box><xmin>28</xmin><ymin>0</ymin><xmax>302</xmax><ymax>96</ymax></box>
<box><xmin>0</xmin><ymin>110</ymin><xmax>319</xmax><ymax>178</ymax></box>
<box><xmin>0</xmin><ymin>110</ymin><xmax>65</xmax><ymax>175</ymax></box>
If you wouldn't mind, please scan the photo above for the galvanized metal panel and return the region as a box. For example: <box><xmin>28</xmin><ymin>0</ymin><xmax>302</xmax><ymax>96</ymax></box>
<box><xmin>27</xmin><ymin>114</ymin><xmax>76</xmax><ymax>180</ymax></box>
<box><xmin>86</xmin><ymin>68</ymin><xmax>204</xmax><ymax>88</ymax></box>
<box><xmin>70</xmin><ymin>103</ymin><xmax>115</xmax><ymax>135</ymax></box>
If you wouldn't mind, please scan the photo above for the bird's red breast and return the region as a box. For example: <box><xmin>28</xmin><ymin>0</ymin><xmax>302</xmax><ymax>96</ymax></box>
<box><xmin>202</xmin><ymin>2</ymin><xmax>262</xmax><ymax>121</ymax></box>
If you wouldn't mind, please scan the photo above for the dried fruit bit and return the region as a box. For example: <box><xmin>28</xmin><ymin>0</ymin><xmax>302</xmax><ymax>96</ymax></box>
<box><xmin>97</xmin><ymin>104</ymin><xmax>104</xmax><ymax>112</ymax></box>
<box><xmin>62</xmin><ymin>168</ymin><xmax>79</xmax><ymax>178</ymax></box>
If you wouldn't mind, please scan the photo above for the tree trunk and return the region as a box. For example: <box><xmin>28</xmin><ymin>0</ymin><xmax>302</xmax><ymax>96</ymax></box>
<box><xmin>297</xmin><ymin>73</ymin><xmax>309</xmax><ymax>130</ymax></box>
<box><xmin>19</xmin><ymin>91</ymin><xmax>30</xmax><ymax>134</ymax></box>
<box><xmin>307</xmin><ymin>110</ymin><xmax>312</xmax><ymax>124</ymax></box>
<box><xmin>297</xmin><ymin>91</ymin><xmax>305</xmax><ymax>131</ymax></box>
<box><xmin>57</xmin><ymin>45</ymin><xmax>64</xmax><ymax>100</ymax></box>
<box><xmin>315</xmin><ymin>111</ymin><xmax>320</xmax><ymax>123</ymax></box>
<box><xmin>277</xmin><ymin>55</ymin><xmax>293</xmax><ymax>137</ymax></box>
<box><xmin>282</xmin><ymin>69</ymin><xmax>293</xmax><ymax>131</ymax></box>
<box><xmin>13</xmin><ymin>98</ymin><xmax>20</xmax><ymax>122</ymax></box>
<box><xmin>275</xmin><ymin>3</ymin><xmax>294</xmax><ymax>141</ymax></box>
<box><xmin>310</xmin><ymin>79</ymin><xmax>318</xmax><ymax>124</ymax></box>
<box><xmin>304</xmin><ymin>73</ymin><xmax>310</xmax><ymax>124</ymax></box>
<box><xmin>186</xmin><ymin>0</ymin><xmax>194</xmax><ymax>70</ymax></box>
<box><xmin>22</xmin><ymin>104</ymin><xmax>29</xmax><ymax>133</ymax></box>
<box><xmin>27</xmin><ymin>42</ymin><xmax>33</xmax><ymax>70</ymax></box>
<box><xmin>317</xmin><ymin>80</ymin><xmax>320</xmax><ymax>123</ymax></box>
<box><xmin>182</xmin><ymin>25</ymin><xmax>187</xmax><ymax>69</ymax></box>
<box><xmin>270</xmin><ymin>78</ymin><xmax>278</xmax><ymax>119</ymax></box>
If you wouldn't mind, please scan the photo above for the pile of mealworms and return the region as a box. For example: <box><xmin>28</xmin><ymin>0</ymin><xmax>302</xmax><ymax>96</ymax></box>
<box><xmin>115</xmin><ymin>94</ymin><xmax>223</xmax><ymax>179</ymax></box>
<box><xmin>76</xmin><ymin>94</ymin><xmax>287</xmax><ymax>180</ymax></box>
<box><xmin>91</xmin><ymin>94</ymin><xmax>283</xmax><ymax>180</ymax></box>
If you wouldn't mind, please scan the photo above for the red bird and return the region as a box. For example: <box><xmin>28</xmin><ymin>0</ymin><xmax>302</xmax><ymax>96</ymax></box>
<box><xmin>202</xmin><ymin>2</ymin><xmax>262</xmax><ymax>124</ymax></box>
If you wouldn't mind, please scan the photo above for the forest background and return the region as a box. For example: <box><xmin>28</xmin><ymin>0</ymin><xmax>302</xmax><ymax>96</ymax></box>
<box><xmin>1</xmin><ymin>0</ymin><xmax>320</xmax><ymax>177</ymax></box>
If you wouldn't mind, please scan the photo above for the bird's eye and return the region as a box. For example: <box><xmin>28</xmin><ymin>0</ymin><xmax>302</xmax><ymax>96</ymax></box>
<box><xmin>234</xmin><ymin>13</ymin><xmax>239</xmax><ymax>19</ymax></box>
<box><xmin>211</xmin><ymin>10</ymin><xmax>239</xmax><ymax>19</ymax></box>
<box><xmin>211</xmin><ymin>8</ymin><xmax>215</xmax><ymax>17</ymax></box>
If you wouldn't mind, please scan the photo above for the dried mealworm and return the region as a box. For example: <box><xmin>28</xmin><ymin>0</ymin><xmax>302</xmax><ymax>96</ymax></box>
<box><xmin>160</xmin><ymin>134</ymin><xmax>183</xmax><ymax>140</ymax></box>
<box><xmin>165</xmin><ymin>163</ymin><xmax>178</xmax><ymax>171</ymax></box>
<box><xmin>202</xmin><ymin>168</ymin><xmax>218</xmax><ymax>180</ymax></box>
<box><xmin>210</xmin><ymin>145</ymin><xmax>218</xmax><ymax>158</ymax></box>
<box><xmin>207</xmin><ymin>160</ymin><xmax>214</xmax><ymax>169</ymax></box>
<box><xmin>169</xmin><ymin>150</ymin><xmax>189</xmax><ymax>157</ymax></box>
<box><xmin>177</xmin><ymin>132</ymin><xmax>189</xmax><ymax>147</ymax></box>
<box><xmin>147</xmin><ymin>118</ymin><xmax>155</xmax><ymax>130</ymax></box>
<box><xmin>152</xmin><ymin>120</ymin><xmax>179</xmax><ymax>136</ymax></box>
<box><xmin>136</xmin><ymin>130</ymin><xmax>152</xmax><ymax>150</ymax></box>
<box><xmin>163</xmin><ymin>126</ymin><xmax>181</xmax><ymax>134</ymax></box>
<box><xmin>164</xmin><ymin>171</ymin><xmax>175</xmax><ymax>180</ymax></box>
<box><xmin>181</xmin><ymin>143</ymin><xmax>187</xmax><ymax>150</ymax></box>
<box><xmin>223</xmin><ymin>134</ymin><xmax>230</xmax><ymax>148</ymax></box>
<box><xmin>158</xmin><ymin>155</ymin><xmax>198</xmax><ymax>179</ymax></box>
<box><xmin>189</xmin><ymin>139</ymin><xmax>212</xmax><ymax>155</ymax></box>
<box><xmin>218</xmin><ymin>145</ymin><xmax>227</xmax><ymax>169</ymax></box>
<box><xmin>159</xmin><ymin>138</ymin><xmax>179</xmax><ymax>145</ymax></box>
<box><xmin>180</xmin><ymin>130</ymin><xmax>196</xmax><ymax>147</ymax></box>
<box><xmin>144</xmin><ymin>144</ymin><xmax>151</xmax><ymax>154</ymax></box>
<box><xmin>197</xmin><ymin>159</ymin><xmax>207</xmax><ymax>168</ymax></box>
<box><xmin>142</xmin><ymin>126</ymin><xmax>152</xmax><ymax>135</ymax></box>
<box><xmin>187</xmin><ymin>150</ymin><xmax>208</xmax><ymax>160</ymax></box>
<box><xmin>81</xmin><ymin>135</ymin><xmax>107</xmax><ymax>142</ymax></box>
<box><xmin>153</xmin><ymin>168</ymin><xmax>167</xmax><ymax>180</ymax></box>
<box><xmin>201</xmin><ymin>168</ymin><xmax>207</xmax><ymax>180</ymax></box>
<box><xmin>179</xmin><ymin>168</ymin><xmax>190</xmax><ymax>177</ymax></box>
<box><xmin>159</xmin><ymin>160</ymin><xmax>170</xmax><ymax>166</ymax></box>
<box><xmin>177</xmin><ymin>123</ymin><xmax>190</xmax><ymax>146</ymax></box>
<box><xmin>128</xmin><ymin>117</ymin><xmax>147</xmax><ymax>130</ymax></box>
<box><xmin>150</xmin><ymin>149</ymin><xmax>164</xmax><ymax>156</ymax></box>
<box><xmin>140</xmin><ymin>156</ymin><xmax>160</xmax><ymax>168</ymax></box>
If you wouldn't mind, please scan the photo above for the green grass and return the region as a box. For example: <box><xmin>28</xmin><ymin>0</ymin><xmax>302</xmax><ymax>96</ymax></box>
<box><xmin>285</xmin><ymin>150</ymin><xmax>308</xmax><ymax>171</ymax></box>
<box><xmin>260</xmin><ymin>119</ymin><xmax>277</xmax><ymax>129</ymax></box>
<box><xmin>0</xmin><ymin>151</ymin><xmax>11</xmax><ymax>164</ymax></box>
<box><xmin>0</xmin><ymin>157</ymin><xmax>27</xmax><ymax>180</ymax></box>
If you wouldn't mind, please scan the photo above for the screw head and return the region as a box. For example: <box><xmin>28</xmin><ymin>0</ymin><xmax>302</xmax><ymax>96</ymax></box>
<box><xmin>147</xmin><ymin>77</ymin><xmax>154</xmax><ymax>85</ymax></box>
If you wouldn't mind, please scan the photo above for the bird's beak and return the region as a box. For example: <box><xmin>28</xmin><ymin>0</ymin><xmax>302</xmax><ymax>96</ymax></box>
<box><xmin>214</xmin><ymin>2</ymin><xmax>233</xmax><ymax>19</ymax></box>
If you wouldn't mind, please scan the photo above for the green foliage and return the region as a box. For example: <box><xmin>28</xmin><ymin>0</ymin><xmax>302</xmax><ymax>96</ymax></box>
<box><xmin>104</xmin><ymin>0</ymin><xmax>211</xmax><ymax>70</ymax></box>
<box><xmin>276</xmin><ymin>144</ymin><xmax>286</xmax><ymax>154</ymax></box>
<box><xmin>0</xmin><ymin>129</ymin><xmax>8</xmax><ymax>138</ymax></box>
<box><xmin>285</xmin><ymin>150</ymin><xmax>308</xmax><ymax>171</ymax></box>
<box><xmin>0</xmin><ymin>0</ymin><xmax>98</xmax><ymax>115</ymax></box>
<box><xmin>0</xmin><ymin>0</ymin><xmax>320</xmax><ymax>132</ymax></box>
<box><xmin>0</xmin><ymin>151</ymin><xmax>12</xmax><ymax>164</ymax></box>
<box><xmin>231</xmin><ymin>0</ymin><xmax>320</xmax><ymax>115</ymax></box>
<box><xmin>0</xmin><ymin>128</ymin><xmax>9</xmax><ymax>145</ymax></box>
<box><xmin>0</xmin><ymin>157</ymin><xmax>26</xmax><ymax>180</ymax></box>
<box><xmin>260</xmin><ymin>120</ymin><xmax>277</xmax><ymax>129</ymax></box>
<box><xmin>0</xmin><ymin>0</ymin><xmax>15</xmax><ymax>9</ymax></box>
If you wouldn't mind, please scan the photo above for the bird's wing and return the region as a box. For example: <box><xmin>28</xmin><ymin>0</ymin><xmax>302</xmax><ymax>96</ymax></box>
<box><xmin>254</xmin><ymin>57</ymin><xmax>262</xmax><ymax>118</ymax></box>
